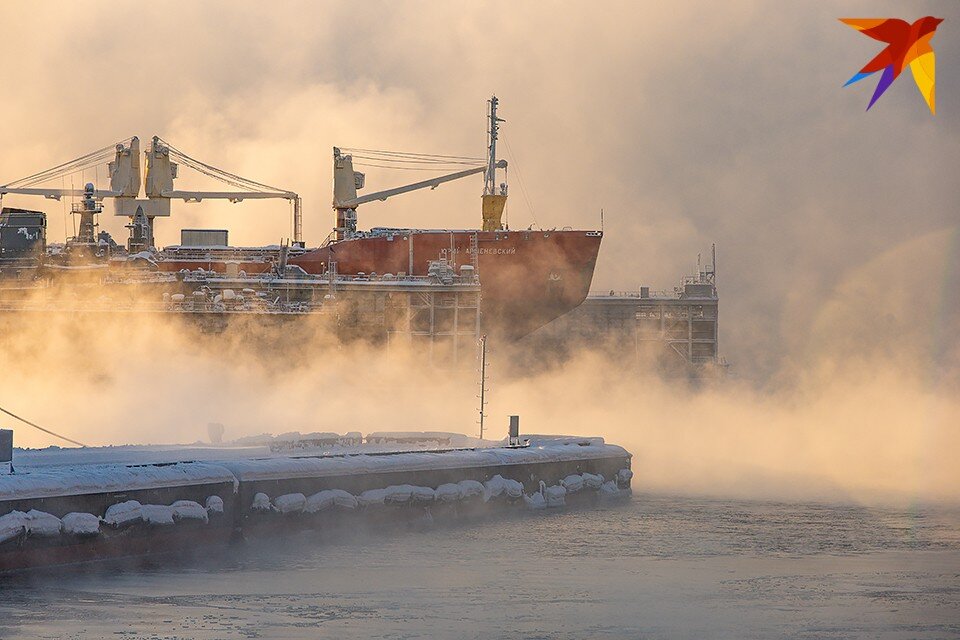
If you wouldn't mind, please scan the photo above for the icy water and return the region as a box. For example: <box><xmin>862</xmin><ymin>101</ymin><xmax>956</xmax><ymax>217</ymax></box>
<box><xmin>1</xmin><ymin>494</ymin><xmax>959</xmax><ymax>639</ymax></box>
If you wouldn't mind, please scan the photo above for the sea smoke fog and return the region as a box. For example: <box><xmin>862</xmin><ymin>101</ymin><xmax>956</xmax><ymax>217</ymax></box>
<box><xmin>1</xmin><ymin>3</ymin><xmax>959</xmax><ymax>639</ymax></box>
<box><xmin>0</xmin><ymin>0</ymin><xmax>956</xmax><ymax>509</ymax></box>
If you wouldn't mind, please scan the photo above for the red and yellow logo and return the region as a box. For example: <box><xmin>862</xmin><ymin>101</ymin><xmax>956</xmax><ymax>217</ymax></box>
<box><xmin>841</xmin><ymin>17</ymin><xmax>942</xmax><ymax>114</ymax></box>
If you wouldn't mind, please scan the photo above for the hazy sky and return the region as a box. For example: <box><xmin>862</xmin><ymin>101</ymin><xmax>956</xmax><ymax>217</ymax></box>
<box><xmin>0</xmin><ymin>1</ymin><xmax>956</xmax><ymax>381</ymax></box>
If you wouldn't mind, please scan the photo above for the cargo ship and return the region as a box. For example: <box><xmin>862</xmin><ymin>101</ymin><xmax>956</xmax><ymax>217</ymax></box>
<box><xmin>290</xmin><ymin>227</ymin><xmax>602</xmax><ymax>339</ymax></box>
<box><xmin>0</xmin><ymin>97</ymin><xmax>602</xmax><ymax>340</ymax></box>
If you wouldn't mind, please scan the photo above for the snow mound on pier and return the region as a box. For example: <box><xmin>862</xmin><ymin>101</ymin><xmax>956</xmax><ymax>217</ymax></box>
<box><xmin>304</xmin><ymin>489</ymin><xmax>357</xmax><ymax>512</ymax></box>
<box><xmin>435</xmin><ymin>483</ymin><xmax>462</xmax><ymax>502</ymax></box>
<box><xmin>358</xmin><ymin>488</ymin><xmax>389</xmax><ymax>507</ymax></box>
<box><xmin>410</xmin><ymin>485</ymin><xmax>436</xmax><ymax>503</ymax></box>
<box><xmin>544</xmin><ymin>485</ymin><xmax>567</xmax><ymax>507</ymax></box>
<box><xmin>600</xmin><ymin>480</ymin><xmax>621</xmax><ymax>497</ymax></box>
<box><xmin>141</xmin><ymin>504</ymin><xmax>175</xmax><ymax>526</ymax></box>
<box><xmin>457</xmin><ymin>480</ymin><xmax>485</xmax><ymax>499</ymax></box>
<box><xmin>484</xmin><ymin>475</ymin><xmax>524</xmax><ymax>500</ymax></box>
<box><xmin>252</xmin><ymin>493</ymin><xmax>272</xmax><ymax>512</ymax></box>
<box><xmin>172</xmin><ymin>500</ymin><xmax>209</xmax><ymax>522</ymax></box>
<box><xmin>274</xmin><ymin>493</ymin><xmax>306</xmax><ymax>514</ymax></box>
<box><xmin>25</xmin><ymin>510</ymin><xmax>62</xmax><ymax>537</ymax></box>
<box><xmin>582</xmin><ymin>472</ymin><xmax>604</xmax><ymax>490</ymax></box>
<box><xmin>62</xmin><ymin>512</ymin><xmax>100</xmax><ymax>536</ymax></box>
<box><xmin>104</xmin><ymin>500</ymin><xmax>142</xmax><ymax>527</ymax></box>
<box><xmin>383</xmin><ymin>485</ymin><xmax>414</xmax><ymax>505</ymax></box>
<box><xmin>0</xmin><ymin>511</ymin><xmax>26</xmax><ymax>543</ymax></box>
<box><xmin>205</xmin><ymin>495</ymin><xmax>224</xmax><ymax>514</ymax></box>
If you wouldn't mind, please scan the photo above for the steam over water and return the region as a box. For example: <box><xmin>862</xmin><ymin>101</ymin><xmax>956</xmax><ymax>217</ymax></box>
<box><xmin>2</xmin><ymin>496</ymin><xmax>958</xmax><ymax>639</ymax></box>
<box><xmin>0</xmin><ymin>2</ymin><xmax>957</xmax><ymax>636</ymax></box>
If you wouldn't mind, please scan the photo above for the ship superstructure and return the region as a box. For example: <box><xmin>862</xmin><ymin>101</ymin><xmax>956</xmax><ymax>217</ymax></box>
<box><xmin>525</xmin><ymin>247</ymin><xmax>727</xmax><ymax>378</ymax></box>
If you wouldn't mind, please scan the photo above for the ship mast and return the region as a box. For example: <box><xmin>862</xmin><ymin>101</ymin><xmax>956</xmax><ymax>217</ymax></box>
<box><xmin>480</xmin><ymin>95</ymin><xmax>508</xmax><ymax>231</ymax></box>
<box><xmin>484</xmin><ymin>96</ymin><xmax>504</xmax><ymax>197</ymax></box>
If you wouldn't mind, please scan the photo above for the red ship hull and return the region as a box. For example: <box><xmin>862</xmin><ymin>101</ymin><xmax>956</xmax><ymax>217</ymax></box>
<box><xmin>290</xmin><ymin>229</ymin><xmax>602</xmax><ymax>339</ymax></box>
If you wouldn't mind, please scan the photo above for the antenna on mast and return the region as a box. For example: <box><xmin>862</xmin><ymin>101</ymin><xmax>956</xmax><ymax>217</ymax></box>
<box><xmin>481</xmin><ymin>96</ymin><xmax>508</xmax><ymax>231</ymax></box>
<box><xmin>711</xmin><ymin>243</ymin><xmax>717</xmax><ymax>283</ymax></box>
<box><xmin>484</xmin><ymin>96</ymin><xmax>505</xmax><ymax>197</ymax></box>
<box><xmin>477</xmin><ymin>334</ymin><xmax>489</xmax><ymax>440</ymax></box>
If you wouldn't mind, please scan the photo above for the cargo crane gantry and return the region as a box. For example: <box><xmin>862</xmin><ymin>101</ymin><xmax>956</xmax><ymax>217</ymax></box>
<box><xmin>331</xmin><ymin>95</ymin><xmax>509</xmax><ymax>240</ymax></box>
<box><xmin>0</xmin><ymin>136</ymin><xmax>304</xmax><ymax>250</ymax></box>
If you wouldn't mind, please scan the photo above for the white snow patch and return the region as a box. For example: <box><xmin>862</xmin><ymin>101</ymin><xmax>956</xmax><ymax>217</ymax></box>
<box><xmin>171</xmin><ymin>500</ymin><xmax>209</xmax><ymax>522</ymax></box>
<box><xmin>600</xmin><ymin>480</ymin><xmax>621</xmax><ymax>497</ymax></box>
<box><xmin>0</xmin><ymin>510</ymin><xmax>26</xmax><ymax>543</ymax></box>
<box><xmin>104</xmin><ymin>500</ymin><xmax>142</xmax><ymax>527</ymax></box>
<box><xmin>544</xmin><ymin>485</ymin><xmax>567</xmax><ymax>508</ymax></box>
<box><xmin>410</xmin><ymin>485</ymin><xmax>436</xmax><ymax>503</ymax></box>
<box><xmin>25</xmin><ymin>509</ymin><xmax>62</xmax><ymax>537</ymax></box>
<box><xmin>304</xmin><ymin>490</ymin><xmax>335</xmax><ymax>513</ymax></box>
<box><xmin>0</xmin><ymin>461</ymin><xmax>238</xmax><ymax>501</ymax></box>
<box><xmin>328</xmin><ymin>489</ymin><xmax>358</xmax><ymax>511</ymax></box>
<box><xmin>304</xmin><ymin>489</ymin><xmax>363</xmax><ymax>512</ymax></box>
<box><xmin>62</xmin><ymin>512</ymin><xmax>101</xmax><ymax>536</ymax></box>
<box><xmin>205</xmin><ymin>495</ymin><xmax>224</xmax><ymax>514</ymax></box>
<box><xmin>141</xmin><ymin>504</ymin><xmax>175</xmax><ymax>526</ymax></box>
<box><xmin>274</xmin><ymin>493</ymin><xmax>307</xmax><ymax>514</ymax></box>
<box><xmin>435</xmin><ymin>483</ymin><xmax>462</xmax><ymax>502</ymax></box>
<box><xmin>457</xmin><ymin>479</ymin><xmax>485</xmax><ymax>499</ymax></box>
<box><xmin>484</xmin><ymin>474</ymin><xmax>524</xmax><ymax>500</ymax></box>
<box><xmin>358</xmin><ymin>488</ymin><xmax>388</xmax><ymax>507</ymax></box>
<box><xmin>582</xmin><ymin>472</ymin><xmax>604</xmax><ymax>490</ymax></box>
<box><xmin>252</xmin><ymin>493</ymin><xmax>273</xmax><ymax>512</ymax></box>
<box><xmin>383</xmin><ymin>485</ymin><xmax>414</xmax><ymax>504</ymax></box>
<box><xmin>219</xmin><ymin>442</ymin><xmax>630</xmax><ymax>484</ymax></box>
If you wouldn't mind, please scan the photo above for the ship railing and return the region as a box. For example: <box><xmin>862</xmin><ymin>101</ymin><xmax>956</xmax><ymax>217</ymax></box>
<box><xmin>0</xmin><ymin>298</ymin><xmax>325</xmax><ymax>315</ymax></box>
<box><xmin>93</xmin><ymin>268</ymin><xmax>479</xmax><ymax>288</ymax></box>
<box><xmin>590</xmin><ymin>289</ymin><xmax>678</xmax><ymax>299</ymax></box>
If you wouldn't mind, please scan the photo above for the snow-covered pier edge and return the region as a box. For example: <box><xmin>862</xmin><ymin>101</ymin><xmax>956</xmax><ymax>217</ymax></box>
<box><xmin>1</xmin><ymin>438</ymin><xmax>632</xmax><ymax>573</ymax></box>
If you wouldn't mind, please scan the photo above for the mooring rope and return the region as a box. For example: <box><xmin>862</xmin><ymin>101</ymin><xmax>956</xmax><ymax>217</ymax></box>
<box><xmin>0</xmin><ymin>404</ymin><xmax>88</xmax><ymax>447</ymax></box>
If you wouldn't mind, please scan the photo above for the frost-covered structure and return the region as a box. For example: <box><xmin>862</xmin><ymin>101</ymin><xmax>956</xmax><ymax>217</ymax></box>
<box><xmin>1</xmin><ymin>438</ymin><xmax>631</xmax><ymax>573</ymax></box>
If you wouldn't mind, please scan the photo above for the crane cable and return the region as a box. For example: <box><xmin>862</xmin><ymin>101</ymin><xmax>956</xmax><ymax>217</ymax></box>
<box><xmin>502</xmin><ymin>134</ymin><xmax>538</xmax><ymax>228</ymax></box>
<box><xmin>157</xmin><ymin>137</ymin><xmax>294</xmax><ymax>196</ymax></box>
<box><xmin>3</xmin><ymin>137</ymin><xmax>135</xmax><ymax>189</ymax></box>
<box><xmin>0</xmin><ymin>404</ymin><xmax>88</xmax><ymax>448</ymax></box>
<box><xmin>341</xmin><ymin>147</ymin><xmax>485</xmax><ymax>172</ymax></box>
<box><xmin>339</xmin><ymin>147</ymin><xmax>484</xmax><ymax>161</ymax></box>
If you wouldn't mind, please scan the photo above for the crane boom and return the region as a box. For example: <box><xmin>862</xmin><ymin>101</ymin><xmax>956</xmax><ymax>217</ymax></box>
<box><xmin>163</xmin><ymin>190</ymin><xmax>297</xmax><ymax>202</ymax></box>
<box><xmin>0</xmin><ymin>187</ymin><xmax>121</xmax><ymax>199</ymax></box>
<box><xmin>334</xmin><ymin>160</ymin><xmax>506</xmax><ymax>209</ymax></box>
